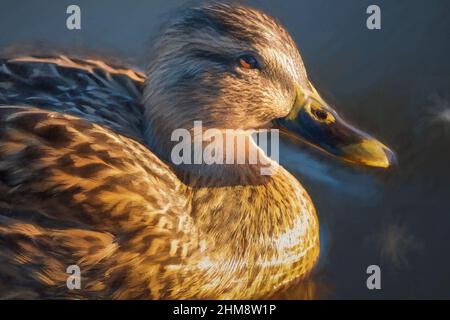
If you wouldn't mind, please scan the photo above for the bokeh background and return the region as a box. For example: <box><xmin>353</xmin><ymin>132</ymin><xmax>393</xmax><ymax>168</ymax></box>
<box><xmin>0</xmin><ymin>0</ymin><xmax>449</xmax><ymax>299</ymax></box>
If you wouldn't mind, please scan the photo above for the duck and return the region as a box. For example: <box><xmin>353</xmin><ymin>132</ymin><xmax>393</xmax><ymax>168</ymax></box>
<box><xmin>0</xmin><ymin>3</ymin><xmax>395</xmax><ymax>299</ymax></box>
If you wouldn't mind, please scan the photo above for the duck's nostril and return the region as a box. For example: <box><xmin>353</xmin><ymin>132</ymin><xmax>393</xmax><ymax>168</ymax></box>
<box><xmin>311</xmin><ymin>107</ymin><xmax>328</xmax><ymax>121</ymax></box>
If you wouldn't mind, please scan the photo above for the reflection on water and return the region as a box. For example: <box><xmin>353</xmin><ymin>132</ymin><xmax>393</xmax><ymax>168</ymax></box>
<box><xmin>0</xmin><ymin>0</ymin><xmax>449</xmax><ymax>299</ymax></box>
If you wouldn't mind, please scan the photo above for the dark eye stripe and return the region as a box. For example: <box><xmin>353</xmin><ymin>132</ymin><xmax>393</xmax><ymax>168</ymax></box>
<box><xmin>189</xmin><ymin>49</ymin><xmax>233</xmax><ymax>65</ymax></box>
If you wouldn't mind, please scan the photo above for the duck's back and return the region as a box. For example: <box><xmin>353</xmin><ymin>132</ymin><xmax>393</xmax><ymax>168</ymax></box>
<box><xmin>0</xmin><ymin>55</ymin><xmax>146</xmax><ymax>140</ymax></box>
<box><xmin>0</xmin><ymin>55</ymin><xmax>195</xmax><ymax>299</ymax></box>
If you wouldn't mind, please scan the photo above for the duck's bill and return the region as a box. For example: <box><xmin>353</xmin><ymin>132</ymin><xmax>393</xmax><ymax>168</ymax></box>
<box><xmin>274</xmin><ymin>84</ymin><xmax>396</xmax><ymax>168</ymax></box>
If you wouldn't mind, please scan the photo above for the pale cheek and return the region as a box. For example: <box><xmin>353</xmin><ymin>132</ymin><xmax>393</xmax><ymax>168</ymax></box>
<box><xmin>262</xmin><ymin>82</ymin><xmax>294</xmax><ymax>118</ymax></box>
<box><xmin>214</xmin><ymin>76</ymin><xmax>292</xmax><ymax>124</ymax></box>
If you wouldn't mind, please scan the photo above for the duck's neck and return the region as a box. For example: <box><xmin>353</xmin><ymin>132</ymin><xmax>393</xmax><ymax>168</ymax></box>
<box><xmin>143</xmin><ymin>109</ymin><xmax>319</xmax><ymax>247</ymax></box>
<box><xmin>143</xmin><ymin>97</ymin><xmax>319</xmax><ymax>297</ymax></box>
<box><xmin>144</xmin><ymin>118</ymin><xmax>278</xmax><ymax>186</ymax></box>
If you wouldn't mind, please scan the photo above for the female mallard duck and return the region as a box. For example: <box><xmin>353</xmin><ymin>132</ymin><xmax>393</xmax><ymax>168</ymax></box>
<box><xmin>0</xmin><ymin>3</ymin><xmax>395</xmax><ymax>299</ymax></box>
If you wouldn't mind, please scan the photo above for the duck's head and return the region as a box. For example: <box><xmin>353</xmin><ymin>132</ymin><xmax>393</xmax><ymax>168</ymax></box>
<box><xmin>144</xmin><ymin>2</ymin><xmax>395</xmax><ymax>169</ymax></box>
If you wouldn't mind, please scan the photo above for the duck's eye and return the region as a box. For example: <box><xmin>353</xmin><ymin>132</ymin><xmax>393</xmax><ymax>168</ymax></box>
<box><xmin>238</xmin><ymin>54</ymin><xmax>259</xmax><ymax>70</ymax></box>
<box><xmin>310</xmin><ymin>106</ymin><xmax>330</xmax><ymax>121</ymax></box>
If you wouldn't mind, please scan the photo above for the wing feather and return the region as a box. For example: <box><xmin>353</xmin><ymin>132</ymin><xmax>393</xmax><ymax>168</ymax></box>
<box><xmin>0</xmin><ymin>54</ymin><xmax>197</xmax><ymax>299</ymax></box>
<box><xmin>0</xmin><ymin>55</ymin><xmax>146</xmax><ymax>141</ymax></box>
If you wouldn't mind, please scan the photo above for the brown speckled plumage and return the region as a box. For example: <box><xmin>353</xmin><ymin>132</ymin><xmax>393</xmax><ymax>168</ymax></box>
<box><xmin>0</xmin><ymin>3</ymin><xmax>321</xmax><ymax>299</ymax></box>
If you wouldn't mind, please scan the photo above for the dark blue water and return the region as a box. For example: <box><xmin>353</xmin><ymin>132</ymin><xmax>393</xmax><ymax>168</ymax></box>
<box><xmin>0</xmin><ymin>0</ymin><xmax>449</xmax><ymax>299</ymax></box>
